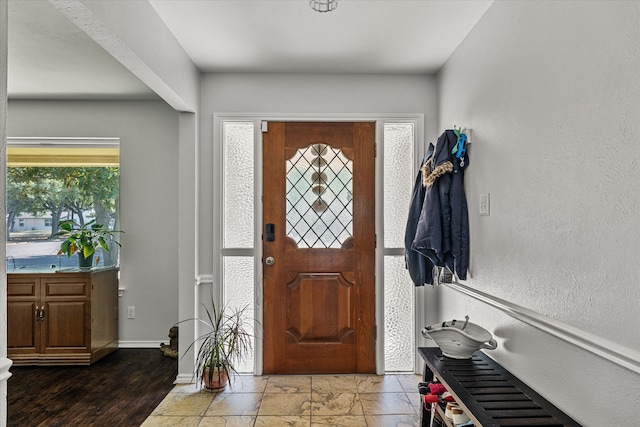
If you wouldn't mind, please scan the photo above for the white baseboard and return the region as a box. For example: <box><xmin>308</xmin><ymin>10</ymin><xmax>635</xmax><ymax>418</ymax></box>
<box><xmin>118</xmin><ymin>340</ymin><xmax>164</xmax><ymax>348</ymax></box>
<box><xmin>444</xmin><ymin>282</ymin><xmax>640</xmax><ymax>374</ymax></box>
<box><xmin>0</xmin><ymin>358</ymin><xmax>13</xmax><ymax>382</ymax></box>
<box><xmin>174</xmin><ymin>373</ymin><xmax>194</xmax><ymax>384</ymax></box>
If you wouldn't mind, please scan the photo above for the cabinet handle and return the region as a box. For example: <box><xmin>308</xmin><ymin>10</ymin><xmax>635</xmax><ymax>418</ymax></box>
<box><xmin>35</xmin><ymin>306</ymin><xmax>45</xmax><ymax>321</ymax></box>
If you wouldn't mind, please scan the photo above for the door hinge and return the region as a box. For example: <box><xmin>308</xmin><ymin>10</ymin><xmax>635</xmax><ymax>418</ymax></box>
<box><xmin>261</xmin><ymin>121</ymin><xmax>268</xmax><ymax>133</ymax></box>
<box><xmin>374</xmin><ymin>142</ymin><xmax>377</xmax><ymax>157</ymax></box>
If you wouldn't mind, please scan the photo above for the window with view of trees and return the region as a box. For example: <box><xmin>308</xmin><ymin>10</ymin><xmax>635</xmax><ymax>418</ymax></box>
<box><xmin>6</xmin><ymin>138</ymin><xmax>120</xmax><ymax>271</ymax></box>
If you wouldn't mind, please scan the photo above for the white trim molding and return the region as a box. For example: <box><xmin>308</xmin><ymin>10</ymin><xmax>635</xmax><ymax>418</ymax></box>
<box><xmin>444</xmin><ymin>282</ymin><xmax>640</xmax><ymax>374</ymax></box>
<box><xmin>174</xmin><ymin>373</ymin><xmax>194</xmax><ymax>384</ymax></box>
<box><xmin>118</xmin><ymin>340</ymin><xmax>166</xmax><ymax>348</ymax></box>
<box><xmin>196</xmin><ymin>274</ymin><xmax>214</xmax><ymax>286</ymax></box>
<box><xmin>7</xmin><ymin>137</ymin><xmax>120</xmax><ymax>147</ymax></box>
<box><xmin>214</xmin><ymin>113</ymin><xmax>426</xmax><ymax>376</ymax></box>
<box><xmin>0</xmin><ymin>358</ymin><xmax>12</xmax><ymax>382</ymax></box>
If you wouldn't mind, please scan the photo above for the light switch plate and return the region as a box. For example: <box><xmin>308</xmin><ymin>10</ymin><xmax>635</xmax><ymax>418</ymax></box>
<box><xmin>479</xmin><ymin>193</ymin><xmax>490</xmax><ymax>216</ymax></box>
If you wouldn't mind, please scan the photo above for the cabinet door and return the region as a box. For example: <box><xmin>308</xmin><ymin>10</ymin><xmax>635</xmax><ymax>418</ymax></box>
<box><xmin>41</xmin><ymin>278</ymin><xmax>90</xmax><ymax>353</ymax></box>
<box><xmin>7</xmin><ymin>278</ymin><xmax>41</xmax><ymax>354</ymax></box>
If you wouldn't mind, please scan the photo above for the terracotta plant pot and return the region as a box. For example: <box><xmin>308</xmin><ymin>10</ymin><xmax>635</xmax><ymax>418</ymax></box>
<box><xmin>203</xmin><ymin>367</ymin><xmax>228</xmax><ymax>391</ymax></box>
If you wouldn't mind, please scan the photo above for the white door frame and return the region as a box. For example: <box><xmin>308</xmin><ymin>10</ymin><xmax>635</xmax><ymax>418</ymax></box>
<box><xmin>213</xmin><ymin>113</ymin><xmax>425</xmax><ymax>375</ymax></box>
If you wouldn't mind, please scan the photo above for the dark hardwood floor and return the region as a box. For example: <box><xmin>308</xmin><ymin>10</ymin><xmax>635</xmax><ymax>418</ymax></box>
<box><xmin>7</xmin><ymin>349</ymin><xmax>177</xmax><ymax>427</ymax></box>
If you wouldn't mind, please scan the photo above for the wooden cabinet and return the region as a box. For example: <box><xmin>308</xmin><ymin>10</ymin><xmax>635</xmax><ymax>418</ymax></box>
<box><xmin>8</xmin><ymin>268</ymin><xmax>119</xmax><ymax>366</ymax></box>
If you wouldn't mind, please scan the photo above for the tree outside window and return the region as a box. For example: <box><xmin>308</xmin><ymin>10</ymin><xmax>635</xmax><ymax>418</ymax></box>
<box><xmin>6</xmin><ymin>142</ymin><xmax>120</xmax><ymax>271</ymax></box>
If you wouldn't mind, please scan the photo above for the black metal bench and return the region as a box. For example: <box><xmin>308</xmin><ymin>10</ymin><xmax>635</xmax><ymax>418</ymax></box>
<box><xmin>418</xmin><ymin>347</ymin><xmax>582</xmax><ymax>427</ymax></box>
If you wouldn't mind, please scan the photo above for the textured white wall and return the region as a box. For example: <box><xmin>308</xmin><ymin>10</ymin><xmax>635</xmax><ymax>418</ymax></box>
<box><xmin>7</xmin><ymin>100</ymin><xmax>180</xmax><ymax>346</ymax></box>
<box><xmin>437</xmin><ymin>1</ymin><xmax>640</xmax><ymax>424</ymax></box>
<box><xmin>198</xmin><ymin>73</ymin><xmax>437</xmax><ymax>273</ymax></box>
<box><xmin>44</xmin><ymin>0</ymin><xmax>199</xmax><ymax>380</ymax></box>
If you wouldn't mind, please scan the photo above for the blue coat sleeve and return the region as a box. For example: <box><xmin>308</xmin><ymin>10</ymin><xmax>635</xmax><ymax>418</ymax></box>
<box><xmin>404</xmin><ymin>145</ymin><xmax>434</xmax><ymax>286</ymax></box>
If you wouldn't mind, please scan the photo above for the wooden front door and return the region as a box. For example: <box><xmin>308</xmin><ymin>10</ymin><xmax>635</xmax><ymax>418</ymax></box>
<box><xmin>262</xmin><ymin>122</ymin><xmax>376</xmax><ymax>374</ymax></box>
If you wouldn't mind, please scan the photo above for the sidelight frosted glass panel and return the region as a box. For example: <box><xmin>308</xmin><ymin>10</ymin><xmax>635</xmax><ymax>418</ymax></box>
<box><xmin>384</xmin><ymin>255</ymin><xmax>414</xmax><ymax>372</ymax></box>
<box><xmin>223</xmin><ymin>256</ymin><xmax>255</xmax><ymax>373</ymax></box>
<box><xmin>383</xmin><ymin>123</ymin><xmax>414</xmax><ymax>249</ymax></box>
<box><xmin>223</xmin><ymin>122</ymin><xmax>254</xmax><ymax>248</ymax></box>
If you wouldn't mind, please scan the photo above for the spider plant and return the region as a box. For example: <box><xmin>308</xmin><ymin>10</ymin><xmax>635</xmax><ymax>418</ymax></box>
<box><xmin>184</xmin><ymin>299</ymin><xmax>252</xmax><ymax>390</ymax></box>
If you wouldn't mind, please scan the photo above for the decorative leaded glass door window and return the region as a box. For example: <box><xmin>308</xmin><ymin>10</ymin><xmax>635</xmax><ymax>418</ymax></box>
<box><xmin>286</xmin><ymin>143</ymin><xmax>353</xmax><ymax>248</ymax></box>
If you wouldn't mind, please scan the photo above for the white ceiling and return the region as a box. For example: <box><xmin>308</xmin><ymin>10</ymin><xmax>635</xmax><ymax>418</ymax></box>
<box><xmin>7</xmin><ymin>0</ymin><xmax>493</xmax><ymax>99</ymax></box>
<box><xmin>8</xmin><ymin>0</ymin><xmax>159</xmax><ymax>99</ymax></box>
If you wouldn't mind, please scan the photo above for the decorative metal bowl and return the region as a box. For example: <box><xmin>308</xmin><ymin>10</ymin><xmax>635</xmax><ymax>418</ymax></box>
<box><xmin>421</xmin><ymin>316</ymin><xmax>497</xmax><ymax>359</ymax></box>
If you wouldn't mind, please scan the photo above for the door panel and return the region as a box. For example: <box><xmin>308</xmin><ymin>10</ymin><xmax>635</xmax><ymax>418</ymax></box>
<box><xmin>285</xmin><ymin>272</ymin><xmax>354</xmax><ymax>344</ymax></box>
<box><xmin>263</xmin><ymin>122</ymin><xmax>376</xmax><ymax>374</ymax></box>
<box><xmin>41</xmin><ymin>278</ymin><xmax>90</xmax><ymax>352</ymax></box>
<box><xmin>44</xmin><ymin>301</ymin><xmax>88</xmax><ymax>349</ymax></box>
<box><xmin>7</xmin><ymin>278</ymin><xmax>40</xmax><ymax>353</ymax></box>
<box><xmin>7</xmin><ymin>301</ymin><xmax>38</xmax><ymax>349</ymax></box>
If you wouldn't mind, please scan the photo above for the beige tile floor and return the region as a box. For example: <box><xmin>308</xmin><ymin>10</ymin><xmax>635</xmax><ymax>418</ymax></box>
<box><xmin>141</xmin><ymin>374</ymin><xmax>423</xmax><ymax>427</ymax></box>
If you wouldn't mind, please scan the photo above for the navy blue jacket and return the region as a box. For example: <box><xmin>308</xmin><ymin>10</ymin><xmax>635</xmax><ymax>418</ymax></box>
<box><xmin>411</xmin><ymin>130</ymin><xmax>469</xmax><ymax>280</ymax></box>
<box><xmin>404</xmin><ymin>144</ymin><xmax>435</xmax><ymax>286</ymax></box>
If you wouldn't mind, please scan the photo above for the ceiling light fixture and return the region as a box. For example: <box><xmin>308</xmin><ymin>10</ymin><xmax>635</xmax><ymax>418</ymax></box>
<box><xmin>310</xmin><ymin>0</ymin><xmax>338</xmax><ymax>13</ymax></box>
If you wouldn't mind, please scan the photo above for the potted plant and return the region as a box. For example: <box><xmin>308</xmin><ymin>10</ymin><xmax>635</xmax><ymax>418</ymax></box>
<box><xmin>183</xmin><ymin>299</ymin><xmax>252</xmax><ymax>391</ymax></box>
<box><xmin>55</xmin><ymin>219</ymin><xmax>123</xmax><ymax>269</ymax></box>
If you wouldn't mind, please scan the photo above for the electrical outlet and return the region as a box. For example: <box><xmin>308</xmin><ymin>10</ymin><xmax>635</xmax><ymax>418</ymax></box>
<box><xmin>127</xmin><ymin>306</ymin><xmax>135</xmax><ymax>319</ymax></box>
<box><xmin>479</xmin><ymin>193</ymin><xmax>490</xmax><ymax>216</ymax></box>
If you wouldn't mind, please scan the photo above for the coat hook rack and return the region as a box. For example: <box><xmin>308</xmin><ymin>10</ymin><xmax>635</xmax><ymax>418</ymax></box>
<box><xmin>453</xmin><ymin>126</ymin><xmax>472</xmax><ymax>144</ymax></box>
<box><xmin>463</xmin><ymin>128</ymin><xmax>472</xmax><ymax>144</ymax></box>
